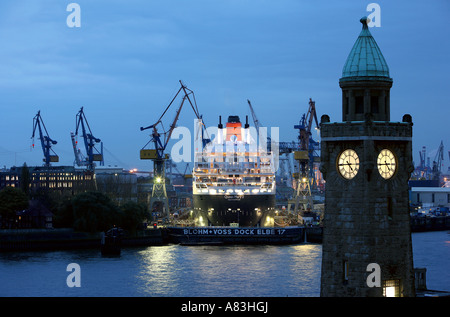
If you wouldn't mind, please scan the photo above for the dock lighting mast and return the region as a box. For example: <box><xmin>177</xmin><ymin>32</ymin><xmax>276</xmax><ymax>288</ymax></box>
<box><xmin>74</xmin><ymin>107</ymin><xmax>104</xmax><ymax>172</ymax></box>
<box><xmin>31</xmin><ymin>110</ymin><xmax>59</xmax><ymax>167</ymax></box>
<box><xmin>293</xmin><ymin>98</ymin><xmax>319</xmax><ymax>215</ymax></box>
<box><xmin>140</xmin><ymin>80</ymin><xmax>206</xmax><ymax>222</ymax></box>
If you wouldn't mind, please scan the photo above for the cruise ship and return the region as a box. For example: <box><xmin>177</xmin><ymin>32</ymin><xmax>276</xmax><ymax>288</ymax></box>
<box><xmin>192</xmin><ymin>115</ymin><xmax>276</xmax><ymax>227</ymax></box>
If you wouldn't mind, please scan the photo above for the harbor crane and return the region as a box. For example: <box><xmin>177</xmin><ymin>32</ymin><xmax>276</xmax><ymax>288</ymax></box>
<box><xmin>246</xmin><ymin>98</ymin><xmax>321</xmax><ymax>217</ymax></box>
<box><xmin>247</xmin><ymin>99</ymin><xmax>261</xmax><ymax>132</ymax></box>
<box><xmin>419</xmin><ymin>146</ymin><xmax>427</xmax><ymax>171</ymax></box>
<box><xmin>140</xmin><ymin>80</ymin><xmax>207</xmax><ymax>222</ymax></box>
<box><xmin>415</xmin><ymin>142</ymin><xmax>445</xmax><ymax>181</ymax></box>
<box><xmin>247</xmin><ymin>99</ymin><xmax>302</xmax><ymax>154</ymax></box>
<box><xmin>74</xmin><ymin>107</ymin><xmax>104</xmax><ymax>172</ymax></box>
<box><xmin>415</xmin><ymin>146</ymin><xmax>431</xmax><ymax>179</ymax></box>
<box><xmin>292</xmin><ymin>98</ymin><xmax>320</xmax><ymax>215</ymax></box>
<box><xmin>247</xmin><ymin>99</ymin><xmax>274</xmax><ymax>151</ymax></box>
<box><xmin>31</xmin><ymin>110</ymin><xmax>59</xmax><ymax>167</ymax></box>
<box><xmin>70</xmin><ymin>131</ymin><xmax>86</xmax><ymax>167</ymax></box>
<box><xmin>247</xmin><ymin>99</ymin><xmax>295</xmax><ymax>201</ymax></box>
<box><xmin>432</xmin><ymin>141</ymin><xmax>444</xmax><ymax>181</ymax></box>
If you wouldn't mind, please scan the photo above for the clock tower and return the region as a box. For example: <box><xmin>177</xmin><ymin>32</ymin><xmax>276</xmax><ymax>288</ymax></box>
<box><xmin>319</xmin><ymin>17</ymin><xmax>415</xmax><ymax>297</ymax></box>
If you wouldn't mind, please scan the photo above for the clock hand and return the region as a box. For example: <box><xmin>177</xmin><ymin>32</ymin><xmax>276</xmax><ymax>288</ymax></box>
<box><xmin>346</xmin><ymin>161</ymin><xmax>353</xmax><ymax>171</ymax></box>
<box><xmin>384</xmin><ymin>160</ymin><xmax>390</xmax><ymax>171</ymax></box>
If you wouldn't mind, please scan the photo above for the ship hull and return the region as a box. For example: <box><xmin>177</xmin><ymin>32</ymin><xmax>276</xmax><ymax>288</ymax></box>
<box><xmin>193</xmin><ymin>194</ymin><xmax>276</xmax><ymax>227</ymax></box>
<box><xmin>167</xmin><ymin>226</ymin><xmax>304</xmax><ymax>245</ymax></box>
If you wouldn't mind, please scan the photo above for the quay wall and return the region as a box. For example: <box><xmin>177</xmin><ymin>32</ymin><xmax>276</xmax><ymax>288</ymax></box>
<box><xmin>1</xmin><ymin>216</ymin><xmax>447</xmax><ymax>251</ymax></box>
<box><xmin>305</xmin><ymin>227</ymin><xmax>323</xmax><ymax>243</ymax></box>
<box><xmin>0</xmin><ymin>228</ymin><xmax>165</xmax><ymax>251</ymax></box>
<box><xmin>410</xmin><ymin>215</ymin><xmax>450</xmax><ymax>232</ymax></box>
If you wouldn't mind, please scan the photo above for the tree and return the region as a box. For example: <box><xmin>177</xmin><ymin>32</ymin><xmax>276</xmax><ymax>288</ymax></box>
<box><xmin>20</xmin><ymin>163</ymin><xmax>30</xmax><ymax>197</ymax></box>
<box><xmin>120</xmin><ymin>201</ymin><xmax>149</xmax><ymax>233</ymax></box>
<box><xmin>52</xmin><ymin>191</ymin><xmax>150</xmax><ymax>233</ymax></box>
<box><xmin>71</xmin><ymin>191</ymin><xmax>122</xmax><ymax>232</ymax></box>
<box><xmin>0</xmin><ymin>187</ymin><xmax>29</xmax><ymax>228</ymax></box>
<box><xmin>53</xmin><ymin>198</ymin><xmax>74</xmax><ymax>228</ymax></box>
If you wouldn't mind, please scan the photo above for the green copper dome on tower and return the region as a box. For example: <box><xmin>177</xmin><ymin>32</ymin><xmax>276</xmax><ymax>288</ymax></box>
<box><xmin>341</xmin><ymin>17</ymin><xmax>391</xmax><ymax>81</ymax></box>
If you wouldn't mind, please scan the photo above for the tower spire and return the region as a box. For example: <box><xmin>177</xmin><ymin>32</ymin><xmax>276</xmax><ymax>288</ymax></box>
<box><xmin>340</xmin><ymin>17</ymin><xmax>393</xmax><ymax>122</ymax></box>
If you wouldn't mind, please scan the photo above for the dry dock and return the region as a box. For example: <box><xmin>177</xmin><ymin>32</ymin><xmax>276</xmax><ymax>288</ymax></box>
<box><xmin>167</xmin><ymin>226</ymin><xmax>306</xmax><ymax>245</ymax></box>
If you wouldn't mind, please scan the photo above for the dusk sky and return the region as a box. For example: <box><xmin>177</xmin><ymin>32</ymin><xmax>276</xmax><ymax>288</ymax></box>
<box><xmin>0</xmin><ymin>1</ymin><xmax>449</xmax><ymax>173</ymax></box>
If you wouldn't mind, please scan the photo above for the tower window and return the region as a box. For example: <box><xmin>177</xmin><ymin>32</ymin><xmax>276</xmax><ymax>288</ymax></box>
<box><xmin>383</xmin><ymin>280</ymin><xmax>400</xmax><ymax>297</ymax></box>
<box><xmin>355</xmin><ymin>96</ymin><xmax>364</xmax><ymax>114</ymax></box>
<box><xmin>385</xmin><ymin>95</ymin><xmax>389</xmax><ymax>117</ymax></box>
<box><xmin>371</xmin><ymin>96</ymin><xmax>379</xmax><ymax>113</ymax></box>
<box><xmin>343</xmin><ymin>260</ymin><xmax>349</xmax><ymax>284</ymax></box>
<box><xmin>344</xmin><ymin>97</ymin><xmax>349</xmax><ymax>115</ymax></box>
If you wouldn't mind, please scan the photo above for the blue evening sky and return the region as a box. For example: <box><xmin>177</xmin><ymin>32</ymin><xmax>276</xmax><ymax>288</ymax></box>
<box><xmin>0</xmin><ymin>1</ymin><xmax>449</xmax><ymax>172</ymax></box>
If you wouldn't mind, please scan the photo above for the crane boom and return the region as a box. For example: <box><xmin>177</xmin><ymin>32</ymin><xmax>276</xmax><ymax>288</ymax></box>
<box><xmin>247</xmin><ymin>99</ymin><xmax>261</xmax><ymax>131</ymax></box>
<box><xmin>295</xmin><ymin>98</ymin><xmax>319</xmax><ymax>152</ymax></box>
<box><xmin>74</xmin><ymin>107</ymin><xmax>103</xmax><ymax>171</ymax></box>
<box><xmin>71</xmin><ymin>131</ymin><xmax>86</xmax><ymax>167</ymax></box>
<box><xmin>432</xmin><ymin>141</ymin><xmax>444</xmax><ymax>180</ymax></box>
<box><xmin>140</xmin><ymin>80</ymin><xmax>205</xmax><ymax>159</ymax></box>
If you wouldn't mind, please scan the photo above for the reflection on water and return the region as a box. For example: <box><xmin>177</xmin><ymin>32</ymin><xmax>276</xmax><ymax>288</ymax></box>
<box><xmin>133</xmin><ymin>244</ymin><xmax>321</xmax><ymax>297</ymax></box>
<box><xmin>411</xmin><ymin>231</ymin><xmax>450</xmax><ymax>292</ymax></box>
<box><xmin>0</xmin><ymin>243</ymin><xmax>321</xmax><ymax>297</ymax></box>
<box><xmin>136</xmin><ymin>245</ymin><xmax>181</xmax><ymax>296</ymax></box>
<box><xmin>0</xmin><ymin>231</ymin><xmax>448</xmax><ymax>297</ymax></box>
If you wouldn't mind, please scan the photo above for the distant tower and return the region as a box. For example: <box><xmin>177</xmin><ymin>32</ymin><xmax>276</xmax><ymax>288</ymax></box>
<box><xmin>319</xmin><ymin>17</ymin><xmax>415</xmax><ymax>297</ymax></box>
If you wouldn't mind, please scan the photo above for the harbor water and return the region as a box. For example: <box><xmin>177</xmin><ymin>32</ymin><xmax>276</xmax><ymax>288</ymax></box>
<box><xmin>0</xmin><ymin>231</ymin><xmax>448</xmax><ymax>297</ymax></box>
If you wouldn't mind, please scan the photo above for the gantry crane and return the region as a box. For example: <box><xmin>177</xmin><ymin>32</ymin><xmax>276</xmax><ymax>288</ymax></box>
<box><xmin>140</xmin><ymin>81</ymin><xmax>206</xmax><ymax>222</ymax></box>
<box><xmin>31</xmin><ymin>111</ymin><xmax>59</xmax><ymax>167</ymax></box>
<box><xmin>74</xmin><ymin>107</ymin><xmax>104</xmax><ymax>172</ymax></box>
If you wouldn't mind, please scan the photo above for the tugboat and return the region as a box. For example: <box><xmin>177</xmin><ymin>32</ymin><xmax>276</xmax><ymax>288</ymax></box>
<box><xmin>100</xmin><ymin>227</ymin><xmax>123</xmax><ymax>256</ymax></box>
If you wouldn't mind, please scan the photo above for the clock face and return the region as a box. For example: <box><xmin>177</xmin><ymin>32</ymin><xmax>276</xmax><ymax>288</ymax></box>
<box><xmin>377</xmin><ymin>149</ymin><xmax>397</xmax><ymax>179</ymax></box>
<box><xmin>337</xmin><ymin>149</ymin><xmax>360</xmax><ymax>179</ymax></box>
